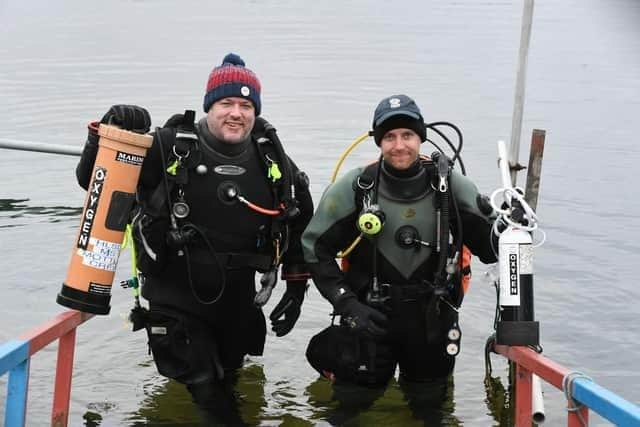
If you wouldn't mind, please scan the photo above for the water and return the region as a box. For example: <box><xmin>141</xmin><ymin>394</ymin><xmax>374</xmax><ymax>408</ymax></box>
<box><xmin>1</xmin><ymin>0</ymin><xmax>639</xmax><ymax>425</ymax></box>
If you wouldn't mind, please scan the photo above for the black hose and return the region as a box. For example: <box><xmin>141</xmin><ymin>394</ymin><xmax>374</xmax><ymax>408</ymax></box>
<box><xmin>155</xmin><ymin>129</ymin><xmax>175</xmax><ymax>219</ymax></box>
<box><xmin>373</xmin><ymin>154</ymin><xmax>383</xmax><ymax>204</ymax></box>
<box><xmin>424</xmin><ymin>138</ymin><xmax>446</xmax><ymax>157</ymax></box>
<box><xmin>181</xmin><ymin>223</ymin><xmax>227</xmax><ymax>305</ymax></box>
<box><xmin>427</xmin><ymin>121</ymin><xmax>464</xmax><ymax>156</ymax></box>
<box><xmin>425</xmin><ymin>121</ymin><xmax>466</xmax><ymax>175</ymax></box>
<box><xmin>446</xmin><ymin>172</ymin><xmax>464</xmax><ymax>258</ymax></box>
<box><xmin>448</xmin><ymin>179</ymin><xmax>465</xmax><ymax>306</ymax></box>
<box><xmin>484</xmin><ymin>333</ymin><xmax>496</xmax><ymax>377</ymax></box>
<box><xmin>157</xmin><ymin>129</ymin><xmax>226</xmax><ymax>305</ymax></box>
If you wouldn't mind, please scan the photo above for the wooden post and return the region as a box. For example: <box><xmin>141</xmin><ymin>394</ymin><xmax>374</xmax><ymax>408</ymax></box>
<box><xmin>524</xmin><ymin>129</ymin><xmax>546</xmax><ymax>211</ymax></box>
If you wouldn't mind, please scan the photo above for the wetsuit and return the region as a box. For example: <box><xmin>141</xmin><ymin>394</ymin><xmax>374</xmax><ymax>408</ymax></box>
<box><xmin>76</xmin><ymin>115</ymin><xmax>313</xmax><ymax>422</ymax></box>
<box><xmin>302</xmin><ymin>159</ymin><xmax>496</xmax><ymax>387</ymax></box>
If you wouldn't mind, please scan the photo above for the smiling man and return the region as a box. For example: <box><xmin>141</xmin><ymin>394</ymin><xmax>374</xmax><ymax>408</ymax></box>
<box><xmin>206</xmin><ymin>97</ymin><xmax>255</xmax><ymax>143</ymax></box>
<box><xmin>74</xmin><ymin>53</ymin><xmax>313</xmax><ymax>424</ymax></box>
<box><xmin>302</xmin><ymin>94</ymin><xmax>497</xmax><ymax>422</ymax></box>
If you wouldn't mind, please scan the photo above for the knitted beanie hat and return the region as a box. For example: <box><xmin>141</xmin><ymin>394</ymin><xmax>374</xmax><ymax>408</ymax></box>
<box><xmin>203</xmin><ymin>53</ymin><xmax>262</xmax><ymax>115</ymax></box>
<box><xmin>372</xmin><ymin>94</ymin><xmax>426</xmax><ymax>145</ymax></box>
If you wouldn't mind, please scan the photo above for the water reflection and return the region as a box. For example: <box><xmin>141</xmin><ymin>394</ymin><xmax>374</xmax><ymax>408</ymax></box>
<box><xmin>483</xmin><ymin>373</ymin><xmax>513</xmax><ymax>427</ymax></box>
<box><xmin>304</xmin><ymin>375</ymin><xmax>459</xmax><ymax>426</ymax></box>
<box><xmin>0</xmin><ymin>198</ymin><xmax>81</xmax><ymax>227</ymax></box>
<box><xmin>80</xmin><ymin>364</ymin><xmax>466</xmax><ymax>426</ymax></box>
<box><xmin>125</xmin><ymin>378</ymin><xmax>209</xmax><ymax>426</ymax></box>
<box><xmin>118</xmin><ymin>364</ymin><xmax>272</xmax><ymax>426</ymax></box>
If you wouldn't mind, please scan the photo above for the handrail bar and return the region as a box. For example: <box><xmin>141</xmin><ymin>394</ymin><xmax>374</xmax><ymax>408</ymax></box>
<box><xmin>494</xmin><ymin>344</ymin><xmax>640</xmax><ymax>426</ymax></box>
<box><xmin>1</xmin><ymin>310</ymin><xmax>94</xmax><ymax>427</ymax></box>
<box><xmin>570</xmin><ymin>378</ymin><xmax>640</xmax><ymax>427</ymax></box>
<box><xmin>20</xmin><ymin>311</ymin><xmax>94</xmax><ymax>355</ymax></box>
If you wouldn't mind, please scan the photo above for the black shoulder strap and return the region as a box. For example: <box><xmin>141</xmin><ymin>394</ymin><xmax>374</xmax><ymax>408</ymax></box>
<box><xmin>141</xmin><ymin>127</ymin><xmax>175</xmax><ymax>218</ymax></box>
<box><xmin>253</xmin><ymin>135</ymin><xmax>281</xmax><ymax>200</ymax></box>
<box><xmin>251</xmin><ymin>117</ymin><xmax>299</xmax><ymax>265</ymax></box>
<box><xmin>173</xmin><ymin>110</ymin><xmax>198</xmax><ymax>159</ymax></box>
<box><xmin>141</xmin><ymin>111</ymin><xmax>199</xmax><ymax>216</ymax></box>
<box><xmin>251</xmin><ymin>117</ymin><xmax>295</xmax><ymax>209</ymax></box>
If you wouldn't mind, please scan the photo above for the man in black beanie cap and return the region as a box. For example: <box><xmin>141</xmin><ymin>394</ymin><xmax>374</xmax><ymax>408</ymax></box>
<box><xmin>371</xmin><ymin>94</ymin><xmax>427</xmax><ymax>146</ymax></box>
<box><xmin>302</xmin><ymin>94</ymin><xmax>497</xmax><ymax>423</ymax></box>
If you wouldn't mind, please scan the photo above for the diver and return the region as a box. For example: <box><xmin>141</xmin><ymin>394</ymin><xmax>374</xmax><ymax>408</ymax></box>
<box><xmin>302</xmin><ymin>94</ymin><xmax>497</xmax><ymax>422</ymax></box>
<box><xmin>75</xmin><ymin>53</ymin><xmax>313</xmax><ymax>424</ymax></box>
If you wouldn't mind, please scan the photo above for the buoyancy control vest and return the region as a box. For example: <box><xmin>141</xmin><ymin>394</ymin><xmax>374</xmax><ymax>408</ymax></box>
<box><xmin>345</xmin><ymin>156</ymin><xmax>472</xmax><ymax>308</ymax></box>
<box><xmin>132</xmin><ymin>112</ymin><xmax>299</xmax><ymax>283</ymax></box>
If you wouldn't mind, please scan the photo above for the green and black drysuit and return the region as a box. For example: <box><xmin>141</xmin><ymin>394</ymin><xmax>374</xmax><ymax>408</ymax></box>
<box><xmin>302</xmin><ymin>158</ymin><xmax>496</xmax><ymax>386</ymax></box>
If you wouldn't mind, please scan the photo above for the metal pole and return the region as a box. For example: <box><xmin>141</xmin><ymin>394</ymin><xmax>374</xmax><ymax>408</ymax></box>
<box><xmin>52</xmin><ymin>329</ymin><xmax>76</xmax><ymax>427</ymax></box>
<box><xmin>514</xmin><ymin>364</ymin><xmax>533</xmax><ymax>426</ymax></box>
<box><xmin>508</xmin><ymin>0</ymin><xmax>535</xmax><ymax>186</ymax></box>
<box><xmin>0</xmin><ymin>138</ymin><xmax>82</xmax><ymax>157</ymax></box>
<box><xmin>531</xmin><ymin>374</ymin><xmax>546</xmax><ymax>424</ymax></box>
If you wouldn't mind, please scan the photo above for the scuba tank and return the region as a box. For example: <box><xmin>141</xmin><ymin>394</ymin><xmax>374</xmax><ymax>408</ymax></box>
<box><xmin>497</xmin><ymin>225</ymin><xmax>537</xmax><ymax>345</ymax></box>
<box><xmin>492</xmin><ymin>140</ymin><xmax>539</xmax><ymax>346</ymax></box>
<box><xmin>57</xmin><ymin>124</ymin><xmax>153</xmax><ymax>315</ymax></box>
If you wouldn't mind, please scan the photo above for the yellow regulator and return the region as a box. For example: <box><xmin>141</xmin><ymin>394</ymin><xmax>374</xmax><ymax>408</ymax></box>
<box><xmin>357</xmin><ymin>207</ymin><xmax>385</xmax><ymax>236</ymax></box>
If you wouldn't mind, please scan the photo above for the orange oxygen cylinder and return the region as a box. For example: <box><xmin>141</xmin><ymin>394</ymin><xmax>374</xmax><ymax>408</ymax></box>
<box><xmin>57</xmin><ymin>124</ymin><xmax>153</xmax><ymax>314</ymax></box>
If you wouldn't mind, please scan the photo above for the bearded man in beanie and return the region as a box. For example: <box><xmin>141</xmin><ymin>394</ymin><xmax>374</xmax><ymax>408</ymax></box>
<box><xmin>75</xmin><ymin>53</ymin><xmax>313</xmax><ymax>424</ymax></box>
<box><xmin>302</xmin><ymin>94</ymin><xmax>497</xmax><ymax>422</ymax></box>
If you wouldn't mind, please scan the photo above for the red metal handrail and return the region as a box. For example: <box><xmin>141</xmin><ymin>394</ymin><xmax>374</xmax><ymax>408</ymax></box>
<box><xmin>494</xmin><ymin>344</ymin><xmax>590</xmax><ymax>426</ymax></box>
<box><xmin>18</xmin><ymin>310</ymin><xmax>93</xmax><ymax>427</ymax></box>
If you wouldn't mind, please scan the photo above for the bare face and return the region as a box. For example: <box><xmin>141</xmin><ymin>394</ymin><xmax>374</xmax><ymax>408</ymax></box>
<box><xmin>379</xmin><ymin>128</ymin><xmax>421</xmax><ymax>170</ymax></box>
<box><xmin>206</xmin><ymin>97</ymin><xmax>256</xmax><ymax>143</ymax></box>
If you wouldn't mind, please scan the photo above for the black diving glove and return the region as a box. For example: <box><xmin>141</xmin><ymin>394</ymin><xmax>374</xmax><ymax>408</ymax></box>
<box><xmin>337</xmin><ymin>297</ymin><xmax>389</xmax><ymax>339</ymax></box>
<box><xmin>75</xmin><ymin>105</ymin><xmax>150</xmax><ymax>190</ymax></box>
<box><xmin>101</xmin><ymin>104</ymin><xmax>151</xmax><ymax>134</ymax></box>
<box><xmin>75</xmin><ymin>121</ymin><xmax>100</xmax><ymax>190</ymax></box>
<box><xmin>269</xmin><ymin>280</ymin><xmax>307</xmax><ymax>337</ymax></box>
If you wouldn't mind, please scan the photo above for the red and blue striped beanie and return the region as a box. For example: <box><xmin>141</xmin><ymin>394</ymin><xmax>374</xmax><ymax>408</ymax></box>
<box><xmin>203</xmin><ymin>53</ymin><xmax>262</xmax><ymax>115</ymax></box>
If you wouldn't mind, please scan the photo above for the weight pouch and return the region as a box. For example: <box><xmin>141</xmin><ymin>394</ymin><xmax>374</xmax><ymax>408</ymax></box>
<box><xmin>144</xmin><ymin>306</ymin><xmax>221</xmax><ymax>384</ymax></box>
